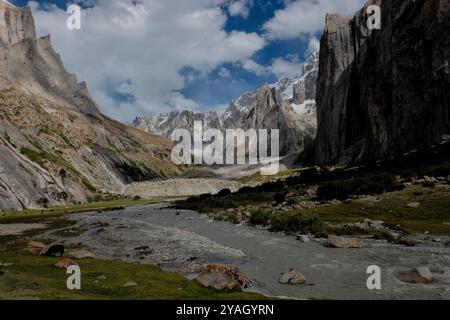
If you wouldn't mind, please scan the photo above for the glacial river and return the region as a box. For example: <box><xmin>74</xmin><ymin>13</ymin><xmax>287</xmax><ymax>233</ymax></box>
<box><xmin>65</xmin><ymin>204</ymin><xmax>450</xmax><ymax>300</ymax></box>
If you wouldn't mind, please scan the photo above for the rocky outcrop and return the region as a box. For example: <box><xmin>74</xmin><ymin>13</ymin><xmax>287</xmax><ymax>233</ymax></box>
<box><xmin>292</xmin><ymin>52</ymin><xmax>319</xmax><ymax>105</ymax></box>
<box><xmin>0</xmin><ymin>1</ymin><xmax>181</xmax><ymax>211</ymax></box>
<box><xmin>241</xmin><ymin>85</ymin><xmax>316</xmax><ymax>155</ymax></box>
<box><xmin>0</xmin><ymin>1</ymin><xmax>35</xmax><ymax>48</ymax></box>
<box><xmin>314</xmin><ymin>0</ymin><xmax>450</xmax><ymax>165</ymax></box>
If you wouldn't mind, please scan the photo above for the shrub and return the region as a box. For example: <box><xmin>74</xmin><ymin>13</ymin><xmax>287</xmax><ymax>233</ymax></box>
<box><xmin>270</xmin><ymin>211</ymin><xmax>325</xmax><ymax>235</ymax></box>
<box><xmin>317</xmin><ymin>174</ymin><xmax>404</xmax><ymax>200</ymax></box>
<box><xmin>249</xmin><ymin>209</ymin><xmax>271</xmax><ymax>226</ymax></box>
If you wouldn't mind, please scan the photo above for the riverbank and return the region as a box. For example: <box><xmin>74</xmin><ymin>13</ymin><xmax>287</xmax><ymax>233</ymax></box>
<box><xmin>10</xmin><ymin>204</ymin><xmax>448</xmax><ymax>300</ymax></box>
<box><xmin>0</xmin><ymin>212</ymin><xmax>267</xmax><ymax>300</ymax></box>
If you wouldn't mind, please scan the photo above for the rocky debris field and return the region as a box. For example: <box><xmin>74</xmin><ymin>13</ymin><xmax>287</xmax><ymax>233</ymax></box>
<box><xmin>124</xmin><ymin>178</ymin><xmax>243</xmax><ymax>199</ymax></box>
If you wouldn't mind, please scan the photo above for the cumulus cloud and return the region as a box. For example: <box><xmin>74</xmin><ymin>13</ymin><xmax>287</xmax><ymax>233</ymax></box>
<box><xmin>306</xmin><ymin>36</ymin><xmax>320</xmax><ymax>55</ymax></box>
<box><xmin>228</xmin><ymin>0</ymin><xmax>253</xmax><ymax>18</ymax></box>
<box><xmin>29</xmin><ymin>0</ymin><xmax>265</xmax><ymax>121</ymax></box>
<box><xmin>263</xmin><ymin>0</ymin><xmax>366</xmax><ymax>40</ymax></box>
<box><xmin>268</xmin><ymin>55</ymin><xmax>302</xmax><ymax>79</ymax></box>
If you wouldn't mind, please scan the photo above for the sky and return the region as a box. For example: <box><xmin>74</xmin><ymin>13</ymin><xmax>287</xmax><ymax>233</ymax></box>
<box><xmin>9</xmin><ymin>0</ymin><xmax>366</xmax><ymax>122</ymax></box>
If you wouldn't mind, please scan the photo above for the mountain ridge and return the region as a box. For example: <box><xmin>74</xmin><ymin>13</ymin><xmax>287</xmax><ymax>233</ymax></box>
<box><xmin>132</xmin><ymin>52</ymin><xmax>319</xmax><ymax>155</ymax></box>
<box><xmin>0</xmin><ymin>1</ymin><xmax>181</xmax><ymax>211</ymax></box>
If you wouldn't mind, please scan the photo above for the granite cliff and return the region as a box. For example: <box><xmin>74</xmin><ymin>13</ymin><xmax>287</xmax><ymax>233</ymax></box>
<box><xmin>314</xmin><ymin>0</ymin><xmax>450</xmax><ymax>165</ymax></box>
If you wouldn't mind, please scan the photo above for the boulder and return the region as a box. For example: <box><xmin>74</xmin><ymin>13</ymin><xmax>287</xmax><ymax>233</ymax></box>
<box><xmin>27</xmin><ymin>240</ymin><xmax>48</xmax><ymax>256</ymax></box>
<box><xmin>396</xmin><ymin>236</ymin><xmax>417</xmax><ymax>247</ymax></box>
<box><xmin>68</xmin><ymin>249</ymin><xmax>95</xmax><ymax>259</ymax></box>
<box><xmin>278</xmin><ymin>268</ymin><xmax>306</xmax><ymax>285</ymax></box>
<box><xmin>397</xmin><ymin>267</ymin><xmax>433</xmax><ymax>284</ymax></box>
<box><xmin>196</xmin><ymin>264</ymin><xmax>251</xmax><ymax>291</ymax></box>
<box><xmin>55</xmin><ymin>258</ymin><xmax>78</xmax><ymax>269</ymax></box>
<box><xmin>326</xmin><ymin>235</ymin><xmax>366</xmax><ymax>248</ymax></box>
<box><xmin>405</xmin><ymin>202</ymin><xmax>420</xmax><ymax>208</ymax></box>
<box><xmin>297</xmin><ymin>234</ymin><xmax>311</xmax><ymax>243</ymax></box>
<box><xmin>123</xmin><ymin>281</ymin><xmax>138</xmax><ymax>287</ymax></box>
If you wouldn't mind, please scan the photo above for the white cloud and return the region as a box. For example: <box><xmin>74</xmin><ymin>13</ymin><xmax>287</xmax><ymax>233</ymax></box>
<box><xmin>241</xmin><ymin>59</ymin><xmax>267</xmax><ymax>75</ymax></box>
<box><xmin>263</xmin><ymin>0</ymin><xmax>366</xmax><ymax>40</ymax></box>
<box><xmin>218</xmin><ymin>67</ymin><xmax>231</xmax><ymax>78</ymax></box>
<box><xmin>268</xmin><ymin>56</ymin><xmax>302</xmax><ymax>79</ymax></box>
<box><xmin>306</xmin><ymin>36</ymin><xmax>320</xmax><ymax>55</ymax></box>
<box><xmin>29</xmin><ymin>0</ymin><xmax>265</xmax><ymax>121</ymax></box>
<box><xmin>228</xmin><ymin>0</ymin><xmax>252</xmax><ymax>18</ymax></box>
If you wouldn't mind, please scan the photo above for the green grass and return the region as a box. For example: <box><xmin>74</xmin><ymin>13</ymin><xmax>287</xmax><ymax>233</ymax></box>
<box><xmin>0</xmin><ymin>252</ymin><xmax>267</xmax><ymax>300</ymax></box>
<box><xmin>0</xmin><ymin>198</ymin><xmax>162</xmax><ymax>223</ymax></box>
<box><xmin>308</xmin><ymin>185</ymin><xmax>450</xmax><ymax>235</ymax></box>
<box><xmin>238</xmin><ymin>168</ymin><xmax>301</xmax><ymax>185</ymax></box>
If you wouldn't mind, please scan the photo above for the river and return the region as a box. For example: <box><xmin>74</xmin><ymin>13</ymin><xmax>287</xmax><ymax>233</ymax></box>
<box><xmin>63</xmin><ymin>204</ymin><xmax>450</xmax><ymax>300</ymax></box>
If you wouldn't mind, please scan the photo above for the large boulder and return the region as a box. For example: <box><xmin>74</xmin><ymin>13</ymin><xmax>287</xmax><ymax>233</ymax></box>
<box><xmin>196</xmin><ymin>264</ymin><xmax>251</xmax><ymax>291</ymax></box>
<box><xmin>397</xmin><ymin>267</ymin><xmax>433</xmax><ymax>284</ymax></box>
<box><xmin>326</xmin><ymin>235</ymin><xmax>366</xmax><ymax>248</ymax></box>
<box><xmin>27</xmin><ymin>241</ymin><xmax>48</xmax><ymax>256</ymax></box>
<box><xmin>278</xmin><ymin>268</ymin><xmax>306</xmax><ymax>285</ymax></box>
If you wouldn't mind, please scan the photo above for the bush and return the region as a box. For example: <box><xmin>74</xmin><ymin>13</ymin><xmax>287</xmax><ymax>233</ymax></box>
<box><xmin>317</xmin><ymin>174</ymin><xmax>404</xmax><ymax>200</ymax></box>
<box><xmin>249</xmin><ymin>209</ymin><xmax>271</xmax><ymax>226</ymax></box>
<box><xmin>270</xmin><ymin>211</ymin><xmax>325</xmax><ymax>235</ymax></box>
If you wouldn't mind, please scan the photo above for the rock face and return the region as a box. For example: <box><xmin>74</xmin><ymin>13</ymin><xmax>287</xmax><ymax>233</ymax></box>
<box><xmin>0</xmin><ymin>1</ymin><xmax>35</xmax><ymax>48</ymax></box>
<box><xmin>314</xmin><ymin>0</ymin><xmax>450</xmax><ymax>165</ymax></box>
<box><xmin>132</xmin><ymin>53</ymin><xmax>319</xmax><ymax>156</ymax></box>
<box><xmin>292</xmin><ymin>52</ymin><xmax>319</xmax><ymax>105</ymax></box>
<box><xmin>0</xmin><ymin>2</ymin><xmax>181</xmax><ymax>211</ymax></box>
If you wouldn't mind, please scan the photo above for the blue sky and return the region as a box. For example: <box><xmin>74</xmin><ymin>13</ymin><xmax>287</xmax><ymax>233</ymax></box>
<box><xmin>8</xmin><ymin>0</ymin><xmax>365</xmax><ymax>121</ymax></box>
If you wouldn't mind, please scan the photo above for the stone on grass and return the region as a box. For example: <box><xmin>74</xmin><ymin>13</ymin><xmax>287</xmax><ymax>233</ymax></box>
<box><xmin>405</xmin><ymin>202</ymin><xmax>420</xmax><ymax>208</ymax></box>
<box><xmin>196</xmin><ymin>264</ymin><xmax>251</xmax><ymax>291</ymax></box>
<box><xmin>123</xmin><ymin>281</ymin><xmax>138</xmax><ymax>287</ymax></box>
<box><xmin>55</xmin><ymin>258</ymin><xmax>78</xmax><ymax>269</ymax></box>
<box><xmin>68</xmin><ymin>249</ymin><xmax>95</xmax><ymax>259</ymax></box>
<box><xmin>27</xmin><ymin>240</ymin><xmax>48</xmax><ymax>256</ymax></box>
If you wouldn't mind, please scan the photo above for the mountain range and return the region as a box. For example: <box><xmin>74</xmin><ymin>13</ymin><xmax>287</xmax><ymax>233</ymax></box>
<box><xmin>132</xmin><ymin>52</ymin><xmax>319</xmax><ymax>155</ymax></box>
